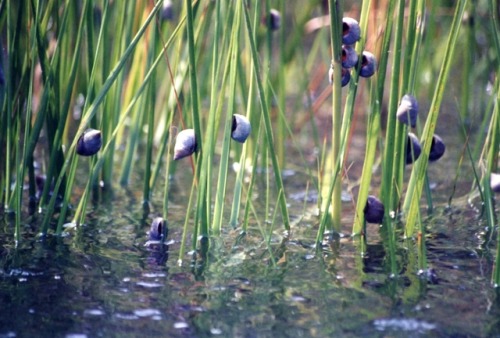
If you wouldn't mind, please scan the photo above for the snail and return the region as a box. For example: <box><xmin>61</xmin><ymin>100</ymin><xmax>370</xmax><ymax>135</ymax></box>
<box><xmin>406</xmin><ymin>133</ymin><xmax>422</xmax><ymax>165</ymax></box>
<box><xmin>76</xmin><ymin>128</ymin><xmax>102</xmax><ymax>156</ymax></box>
<box><xmin>364</xmin><ymin>195</ymin><xmax>384</xmax><ymax>224</ymax></box>
<box><xmin>342</xmin><ymin>17</ymin><xmax>361</xmax><ymax>45</ymax></box>
<box><xmin>429</xmin><ymin>134</ymin><xmax>446</xmax><ymax>162</ymax></box>
<box><xmin>397</xmin><ymin>94</ymin><xmax>419</xmax><ymax>128</ymax></box>
<box><xmin>161</xmin><ymin>0</ymin><xmax>174</xmax><ymax>21</ymax></box>
<box><xmin>358</xmin><ymin>51</ymin><xmax>377</xmax><ymax>78</ymax></box>
<box><xmin>342</xmin><ymin>45</ymin><xmax>358</xmax><ymax>69</ymax></box>
<box><xmin>329</xmin><ymin>65</ymin><xmax>351</xmax><ymax>87</ymax></box>
<box><xmin>231</xmin><ymin>114</ymin><xmax>251</xmax><ymax>143</ymax></box>
<box><xmin>149</xmin><ymin>217</ymin><xmax>168</xmax><ymax>241</ymax></box>
<box><xmin>173</xmin><ymin>129</ymin><xmax>197</xmax><ymax>160</ymax></box>
<box><xmin>490</xmin><ymin>173</ymin><xmax>500</xmax><ymax>193</ymax></box>
<box><xmin>264</xmin><ymin>9</ymin><xmax>281</xmax><ymax>31</ymax></box>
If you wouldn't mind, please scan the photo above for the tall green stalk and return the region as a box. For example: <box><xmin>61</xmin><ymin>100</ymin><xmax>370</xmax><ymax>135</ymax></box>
<box><xmin>242</xmin><ymin>0</ymin><xmax>290</xmax><ymax>231</ymax></box>
<box><xmin>487</xmin><ymin>0</ymin><xmax>500</xmax><ymax>286</ymax></box>
<box><xmin>403</xmin><ymin>0</ymin><xmax>468</xmax><ymax>236</ymax></box>
<box><xmin>353</xmin><ymin>0</ymin><xmax>397</xmax><ymax>236</ymax></box>
<box><xmin>327</xmin><ymin>0</ymin><xmax>343</xmax><ymax>233</ymax></box>
<box><xmin>40</xmin><ymin>1</ymin><xmax>162</xmax><ymax>233</ymax></box>
<box><xmin>212</xmin><ymin>1</ymin><xmax>241</xmax><ymax>235</ymax></box>
<box><xmin>381</xmin><ymin>0</ymin><xmax>404</xmax><ymax>216</ymax></box>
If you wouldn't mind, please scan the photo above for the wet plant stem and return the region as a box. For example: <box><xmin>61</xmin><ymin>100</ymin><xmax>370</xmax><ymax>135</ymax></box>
<box><xmin>382</xmin><ymin>0</ymin><xmax>404</xmax><ymax>216</ymax></box>
<box><xmin>353</xmin><ymin>0</ymin><xmax>395</xmax><ymax>236</ymax></box>
<box><xmin>40</xmin><ymin>1</ymin><xmax>162</xmax><ymax>233</ymax></box>
<box><xmin>403</xmin><ymin>0</ymin><xmax>468</xmax><ymax>237</ymax></box>
<box><xmin>242</xmin><ymin>0</ymin><xmax>290</xmax><ymax>231</ymax></box>
<box><xmin>327</xmin><ymin>0</ymin><xmax>343</xmax><ymax>233</ymax></box>
<box><xmin>212</xmin><ymin>1</ymin><xmax>241</xmax><ymax>235</ymax></box>
<box><xmin>485</xmin><ymin>0</ymin><xmax>500</xmax><ymax>286</ymax></box>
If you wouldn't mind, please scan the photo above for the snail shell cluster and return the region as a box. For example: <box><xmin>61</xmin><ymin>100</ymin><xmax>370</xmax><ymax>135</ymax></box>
<box><xmin>329</xmin><ymin>17</ymin><xmax>377</xmax><ymax>87</ymax></box>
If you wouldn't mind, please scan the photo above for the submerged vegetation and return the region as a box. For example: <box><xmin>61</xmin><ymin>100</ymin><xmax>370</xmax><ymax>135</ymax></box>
<box><xmin>1</xmin><ymin>0</ymin><xmax>500</xmax><ymax>287</ymax></box>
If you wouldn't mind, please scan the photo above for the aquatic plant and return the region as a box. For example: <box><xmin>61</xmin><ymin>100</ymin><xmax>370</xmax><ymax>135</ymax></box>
<box><xmin>3</xmin><ymin>0</ymin><xmax>500</xmax><ymax>289</ymax></box>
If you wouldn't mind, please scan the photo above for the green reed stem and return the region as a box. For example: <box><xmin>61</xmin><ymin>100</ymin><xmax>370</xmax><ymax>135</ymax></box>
<box><xmin>73</xmin><ymin>20</ymin><xmax>180</xmax><ymax>226</ymax></box>
<box><xmin>242</xmin><ymin>124</ymin><xmax>262</xmax><ymax>234</ymax></box>
<box><xmin>242</xmin><ymin>0</ymin><xmax>290</xmax><ymax>231</ymax></box>
<box><xmin>35</xmin><ymin>1</ymin><xmax>73</xmax><ymax>210</ymax></box>
<box><xmin>327</xmin><ymin>0</ymin><xmax>343</xmax><ymax>233</ymax></box>
<box><xmin>483</xmin><ymin>104</ymin><xmax>498</xmax><ymax>233</ymax></box>
<box><xmin>4</xmin><ymin>0</ymin><xmax>14</xmax><ymax>210</ymax></box>
<box><xmin>403</xmin><ymin>0</ymin><xmax>468</xmax><ymax>237</ymax></box>
<box><xmin>229</xmin><ymin>60</ymin><xmax>255</xmax><ymax>229</ymax></box>
<box><xmin>488</xmin><ymin>0</ymin><xmax>500</xmax><ymax>286</ymax></box>
<box><xmin>40</xmin><ymin>1</ymin><xmax>162</xmax><ymax>233</ymax></box>
<box><xmin>193</xmin><ymin>0</ymin><xmax>223</xmax><ymax>240</ymax></box>
<box><xmin>212</xmin><ymin>2</ymin><xmax>241</xmax><ymax>235</ymax></box>
<box><xmin>50</xmin><ymin>0</ymin><xmax>90</xmax><ymax>230</ymax></box>
<box><xmin>178</xmin><ymin>171</ymin><xmax>197</xmax><ymax>267</ymax></box>
<box><xmin>185</xmin><ymin>0</ymin><xmax>202</xmax><ymax>157</ymax></box>
<box><xmin>277</xmin><ymin>0</ymin><xmax>286</xmax><ymax>168</ymax></box>
<box><xmin>381</xmin><ymin>0</ymin><xmax>404</xmax><ymax>215</ymax></box>
<box><xmin>101</xmin><ymin>0</ymin><xmax>128</xmax><ymax>186</ymax></box>
<box><xmin>143</xmin><ymin>27</ymin><xmax>159</xmax><ymax>204</ymax></box>
<box><xmin>70</xmin><ymin>0</ymin><xmax>112</xmax><ymax>225</ymax></box>
<box><xmin>14</xmin><ymin>8</ymin><xmax>37</xmax><ymax>242</ymax></box>
<box><xmin>352</xmin><ymin>85</ymin><xmax>378</xmax><ymax>238</ymax></box>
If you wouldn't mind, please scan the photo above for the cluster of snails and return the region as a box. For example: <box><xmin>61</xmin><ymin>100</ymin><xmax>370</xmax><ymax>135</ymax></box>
<box><xmin>364</xmin><ymin>94</ymin><xmax>448</xmax><ymax>223</ymax></box>
<box><xmin>158</xmin><ymin>115</ymin><xmax>251</xmax><ymax>240</ymax></box>
<box><xmin>329</xmin><ymin>17</ymin><xmax>377</xmax><ymax>87</ymax></box>
<box><xmin>396</xmin><ymin>94</ymin><xmax>446</xmax><ymax>165</ymax></box>
<box><xmin>363</xmin><ymin>95</ymin><xmax>447</xmax><ymax>225</ymax></box>
<box><xmin>173</xmin><ymin>114</ymin><xmax>251</xmax><ymax>160</ymax></box>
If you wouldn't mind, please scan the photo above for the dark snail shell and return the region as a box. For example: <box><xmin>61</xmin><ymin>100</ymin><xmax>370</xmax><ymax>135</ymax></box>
<box><xmin>397</xmin><ymin>94</ymin><xmax>419</xmax><ymax>128</ymax></box>
<box><xmin>264</xmin><ymin>9</ymin><xmax>281</xmax><ymax>31</ymax></box>
<box><xmin>149</xmin><ymin>217</ymin><xmax>168</xmax><ymax>241</ymax></box>
<box><xmin>364</xmin><ymin>195</ymin><xmax>384</xmax><ymax>224</ymax></box>
<box><xmin>490</xmin><ymin>173</ymin><xmax>500</xmax><ymax>193</ymax></box>
<box><xmin>429</xmin><ymin>134</ymin><xmax>446</xmax><ymax>162</ymax></box>
<box><xmin>76</xmin><ymin>128</ymin><xmax>102</xmax><ymax>156</ymax></box>
<box><xmin>329</xmin><ymin>66</ymin><xmax>351</xmax><ymax>87</ymax></box>
<box><xmin>173</xmin><ymin>129</ymin><xmax>197</xmax><ymax>160</ymax></box>
<box><xmin>161</xmin><ymin>0</ymin><xmax>174</xmax><ymax>21</ymax></box>
<box><xmin>342</xmin><ymin>45</ymin><xmax>358</xmax><ymax>69</ymax></box>
<box><xmin>358</xmin><ymin>51</ymin><xmax>377</xmax><ymax>78</ymax></box>
<box><xmin>231</xmin><ymin>114</ymin><xmax>251</xmax><ymax>143</ymax></box>
<box><xmin>406</xmin><ymin>133</ymin><xmax>422</xmax><ymax>165</ymax></box>
<box><xmin>342</xmin><ymin>17</ymin><xmax>361</xmax><ymax>45</ymax></box>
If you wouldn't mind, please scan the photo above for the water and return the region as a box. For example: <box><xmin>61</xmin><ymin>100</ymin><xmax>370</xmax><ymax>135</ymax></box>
<box><xmin>1</xmin><ymin>175</ymin><xmax>500</xmax><ymax>338</ymax></box>
<box><xmin>1</xmin><ymin>59</ymin><xmax>498</xmax><ymax>336</ymax></box>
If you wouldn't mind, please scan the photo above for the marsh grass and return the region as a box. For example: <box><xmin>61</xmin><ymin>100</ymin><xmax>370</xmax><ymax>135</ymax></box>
<box><xmin>2</xmin><ymin>0</ymin><xmax>500</xmax><ymax>283</ymax></box>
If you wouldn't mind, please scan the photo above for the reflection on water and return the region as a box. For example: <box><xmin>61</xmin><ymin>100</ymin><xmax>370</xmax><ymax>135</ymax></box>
<box><xmin>1</xmin><ymin>187</ymin><xmax>500</xmax><ymax>338</ymax></box>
